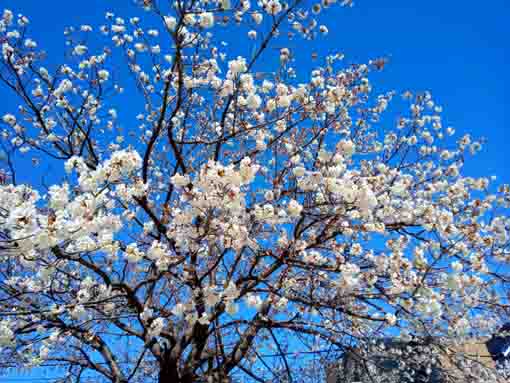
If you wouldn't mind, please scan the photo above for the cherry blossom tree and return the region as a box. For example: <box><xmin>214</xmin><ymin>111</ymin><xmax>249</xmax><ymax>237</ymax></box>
<box><xmin>0</xmin><ymin>1</ymin><xmax>509</xmax><ymax>382</ymax></box>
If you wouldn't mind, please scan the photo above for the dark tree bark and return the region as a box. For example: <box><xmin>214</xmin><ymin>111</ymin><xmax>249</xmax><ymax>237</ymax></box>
<box><xmin>159</xmin><ymin>350</ymin><xmax>193</xmax><ymax>383</ymax></box>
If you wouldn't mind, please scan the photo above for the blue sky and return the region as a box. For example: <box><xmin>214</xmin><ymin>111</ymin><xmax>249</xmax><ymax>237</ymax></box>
<box><xmin>0</xmin><ymin>0</ymin><xmax>508</xmax><ymax>180</ymax></box>
<box><xmin>0</xmin><ymin>0</ymin><xmax>508</xmax><ymax>381</ymax></box>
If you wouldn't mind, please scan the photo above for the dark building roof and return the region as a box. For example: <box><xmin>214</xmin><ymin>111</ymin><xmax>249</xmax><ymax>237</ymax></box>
<box><xmin>326</xmin><ymin>325</ymin><xmax>510</xmax><ymax>383</ymax></box>
<box><xmin>486</xmin><ymin>323</ymin><xmax>510</xmax><ymax>361</ymax></box>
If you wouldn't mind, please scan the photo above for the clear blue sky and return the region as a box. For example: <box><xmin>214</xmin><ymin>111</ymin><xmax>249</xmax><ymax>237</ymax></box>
<box><xmin>0</xmin><ymin>0</ymin><xmax>508</xmax><ymax>381</ymax></box>
<box><xmin>1</xmin><ymin>0</ymin><xmax>507</xmax><ymax>181</ymax></box>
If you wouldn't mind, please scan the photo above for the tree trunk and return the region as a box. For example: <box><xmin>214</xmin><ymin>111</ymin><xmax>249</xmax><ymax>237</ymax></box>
<box><xmin>158</xmin><ymin>359</ymin><xmax>180</xmax><ymax>383</ymax></box>
<box><xmin>158</xmin><ymin>354</ymin><xmax>193</xmax><ymax>383</ymax></box>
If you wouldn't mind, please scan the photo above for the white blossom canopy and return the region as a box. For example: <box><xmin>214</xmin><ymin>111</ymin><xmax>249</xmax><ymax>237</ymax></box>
<box><xmin>0</xmin><ymin>1</ymin><xmax>509</xmax><ymax>382</ymax></box>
